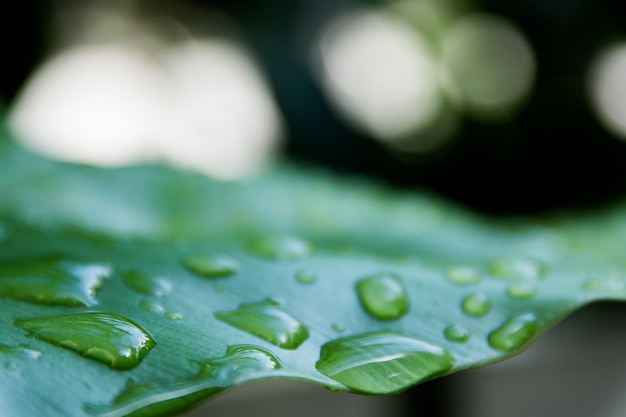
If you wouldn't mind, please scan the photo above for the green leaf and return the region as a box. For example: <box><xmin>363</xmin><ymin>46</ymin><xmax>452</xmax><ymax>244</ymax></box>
<box><xmin>1</xmin><ymin>136</ymin><xmax>626</xmax><ymax>416</ymax></box>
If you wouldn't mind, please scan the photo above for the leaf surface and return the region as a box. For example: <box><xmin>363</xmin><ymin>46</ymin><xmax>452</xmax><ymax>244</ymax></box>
<box><xmin>1</xmin><ymin>136</ymin><xmax>625</xmax><ymax>416</ymax></box>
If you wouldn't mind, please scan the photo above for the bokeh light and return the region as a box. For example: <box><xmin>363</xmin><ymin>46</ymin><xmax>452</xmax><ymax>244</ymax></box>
<box><xmin>588</xmin><ymin>43</ymin><xmax>626</xmax><ymax>141</ymax></box>
<box><xmin>440</xmin><ymin>13</ymin><xmax>536</xmax><ymax>121</ymax></box>
<box><xmin>9</xmin><ymin>45</ymin><xmax>167</xmax><ymax>166</ymax></box>
<box><xmin>157</xmin><ymin>40</ymin><xmax>284</xmax><ymax>179</ymax></box>
<box><xmin>315</xmin><ymin>8</ymin><xmax>442</xmax><ymax>144</ymax></box>
<box><xmin>7</xmin><ymin>0</ymin><xmax>626</xmax><ymax>214</ymax></box>
<box><xmin>9</xmin><ymin>7</ymin><xmax>284</xmax><ymax>180</ymax></box>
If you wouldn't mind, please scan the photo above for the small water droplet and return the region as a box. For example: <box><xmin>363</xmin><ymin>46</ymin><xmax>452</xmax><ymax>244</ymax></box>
<box><xmin>0</xmin><ymin>256</ymin><xmax>110</xmax><ymax>307</ymax></box>
<box><xmin>122</xmin><ymin>272</ymin><xmax>171</xmax><ymax>296</ymax></box>
<box><xmin>444</xmin><ymin>325</ymin><xmax>470</xmax><ymax>343</ymax></box>
<box><xmin>214</xmin><ymin>300</ymin><xmax>309</xmax><ymax>349</ymax></box>
<box><xmin>583</xmin><ymin>276</ymin><xmax>625</xmax><ymax>292</ymax></box>
<box><xmin>506</xmin><ymin>283</ymin><xmax>537</xmax><ymax>299</ymax></box>
<box><xmin>488</xmin><ymin>313</ymin><xmax>538</xmax><ymax>352</ymax></box>
<box><xmin>164</xmin><ymin>312</ymin><xmax>183</xmax><ymax>321</ymax></box>
<box><xmin>461</xmin><ymin>293</ymin><xmax>491</xmax><ymax>317</ymax></box>
<box><xmin>14</xmin><ymin>312</ymin><xmax>155</xmax><ymax>369</ymax></box>
<box><xmin>490</xmin><ymin>257</ymin><xmax>543</xmax><ymax>280</ymax></box>
<box><xmin>446</xmin><ymin>265</ymin><xmax>482</xmax><ymax>285</ymax></box>
<box><xmin>331</xmin><ymin>324</ymin><xmax>346</xmax><ymax>333</ymax></box>
<box><xmin>0</xmin><ymin>344</ymin><xmax>41</xmax><ymax>360</ymax></box>
<box><xmin>181</xmin><ymin>254</ymin><xmax>240</xmax><ymax>278</ymax></box>
<box><xmin>139</xmin><ymin>300</ymin><xmax>165</xmax><ymax>314</ymax></box>
<box><xmin>0</xmin><ymin>344</ymin><xmax>41</xmax><ymax>370</ymax></box>
<box><xmin>355</xmin><ymin>273</ymin><xmax>409</xmax><ymax>320</ymax></box>
<box><xmin>316</xmin><ymin>332</ymin><xmax>455</xmax><ymax>394</ymax></box>
<box><xmin>85</xmin><ymin>345</ymin><xmax>280</xmax><ymax>417</ymax></box>
<box><xmin>247</xmin><ymin>235</ymin><xmax>313</xmax><ymax>261</ymax></box>
<box><xmin>295</xmin><ymin>271</ymin><xmax>317</xmax><ymax>285</ymax></box>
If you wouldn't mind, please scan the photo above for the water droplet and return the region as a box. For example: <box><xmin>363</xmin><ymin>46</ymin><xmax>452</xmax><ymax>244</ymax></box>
<box><xmin>0</xmin><ymin>344</ymin><xmax>41</xmax><ymax>360</ymax></box>
<box><xmin>316</xmin><ymin>332</ymin><xmax>455</xmax><ymax>394</ymax></box>
<box><xmin>490</xmin><ymin>257</ymin><xmax>543</xmax><ymax>280</ymax></box>
<box><xmin>164</xmin><ymin>312</ymin><xmax>183</xmax><ymax>321</ymax></box>
<box><xmin>139</xmin><ymin>300</ymin><xmax>165</xmax><ymax>314</ymax></box>
<box><xmin>488</xmin><ymin>313</ymin><xmax>538</xmax><ymax>352</ymax></box>
<box><xmin>197</xmin><ymin>344</ymin><xmax>282</xmax><ymax>382</ymax></box>
<box><xmin>0</xmin><ymin>256</ymin><xmax>110</xmax><ymax>307</ymax></box>
<box><xmin>86</xmin><ymin>345</ymin><xmax>280</xmax><ymax>417</ymax></box>
<box><xmin>446</xmin><ymin>265</ymin><xmax>482</xmax><ymax>285</ymax></box>
<box><xmin>295</xmin><ymin>271</ymin><xmax>317</xmax><ymax>285</ymax></box>
<box><xmin>583</xmin><ymin>276</ymin><xmax>624</xmax><ymax>292</ymax></box>
<box><xmin>214</xmin><ymin>300</ymin><xmax>309</xmax><ymax>349</ymax></box>
<box><xmin>181</xmin><ymin>254</ymin><xmax>240</xmax><ymax>278</ymax></box>
<box><xmin>331</xmin><ymin>324</ymin><xmax>346</xmax><ymax>333</ymax></box>
<box><xmin>247</xmin><ymin>235</ymin><xmax>313</xmax><ymax>261</ymax></box>
<box><xmin>122</xmin><ymin>272</ymin><xmax>171</xmax><ymax>296</ymax></box>
<box><xmin>355</xmin><ymin>273</ymin><xmax>409</xmax><ymax>320</ymax></box>
<box><xmin>444</xmin><ymin>325</ymin><xmax>470</xmax><ymax>343</ymax></box>
<box><xmin>14</xmin><ymin>312</ymin><xmax>155</xmax><ymax>369</ymax></box>
<box><xmin>0</xmin><ymin>344</ymin><xmax>41</xmax><ymax>370</ymax></box>
<box><xmin>506</xmin><ymin>283</ymin><xmax>537</xmax><ymax>299</ymax></box>
<box><xmin>461</xmin><ymin>293</ymin><xmax>491</xmax><ymax>317</ymax></box>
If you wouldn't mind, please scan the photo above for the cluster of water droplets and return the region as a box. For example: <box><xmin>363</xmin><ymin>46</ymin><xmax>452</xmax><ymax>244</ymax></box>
<box><xmin>0</xmin><ymin>233</ymin><xmax>557</xmax><ymax>410</ymax></box>
<box><xmin>0</xmin><ymin>255</ymin><xmax>156</xmax><ymax>371</ymax></box>
<box><xmin>121</xmin><ymin>271</ymin><xmax>183</xmax><ymax>321</ymax></box>
<box><xmin>86</xmin><ymin>345</ymin><xmax>281</xmax><ymax>417</ymax></box>
<box><xmin>0</xmin><ymin>235</ymin><xmax>316</xmax><ymax>412</ymax></box>
<box><xmin>440</xmin><ymin>257</ymin><xmax>546</xmax><ymax>353</ymax></box>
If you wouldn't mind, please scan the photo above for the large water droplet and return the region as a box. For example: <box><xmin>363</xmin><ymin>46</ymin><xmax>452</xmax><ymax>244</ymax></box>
<box><xmin>355</xmin><ymin>273</ymin><xmax>409</xmax><ymax>320</ymax></box>
<box><xmin>86</xmin><ymin>345</ymin><xmax>280</xmax><ymax>417</ymax></box>
<box><xmin>247</xmin><ymin>235</ymin><xmax>313</xmax><ymax>261</ymax></box>
<box><xmin>461</xmin><ymin>293</ymin><xmax>491</xmax><ymax>317</ymax></box>
<box><xmin>181</xmin><ymin>254</ymin><xmax>240</xmax><ymax>278</ymax></box>
<box><xmin>214</xmin><ymin>300</ymin><xmax>309</xmax><ymax>349</ymax></box>
<box><xmin>488</xmin><ymin>313</ymin><xmax>538</xmax><ymax>352</ymax></box>
<box><xmin>14</xmin><ymin>312</ymin><xmax>155</xmax><ymax>369</ymax></box>
<box><xmin>490</xmin><ymin>257</ymin><xmax>543</xmax><ymax>280</ymax></box>
<box><xmin>295</xmin><ymin>271</ymin><xmax>317</xmax><ymax>285</ymax></box>
<box><xmin>446</xmin><ymin>265</ymin><xmax>482</xmax><ymax>285</ymax></box>
<box><xmin>122</xmin><ymin>272</ymin><xmax>171</xmax><ymax>296</ymax></box>
<box><xmin>506</xmin><ymin>283</ymin><xmax>537</xmax><ymax>299</ymax></box>
<box><xmin>316</xmin><ymin>332</ymin><xmax>455</xmax><ymax>394</ymax></box>
<box><xmin>0</xmin><ymin>256</ymin><xmax>110</xmax><ymax>307</ymax></box>
<box><xmin>444</xmin><ymin>325</ymin><xmax>470</xmax><ymax>343</ymax></box>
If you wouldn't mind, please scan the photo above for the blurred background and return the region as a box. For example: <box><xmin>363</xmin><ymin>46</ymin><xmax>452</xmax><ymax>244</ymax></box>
<box><xmin>5</xmin><ymin>0</ymin><xmax>626</xmax><ymax>215</ymax></box>
<box><xmin>4</xmin><ymin>1</ymin><xmax>626</xmax><ymax>416</ymax></box>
